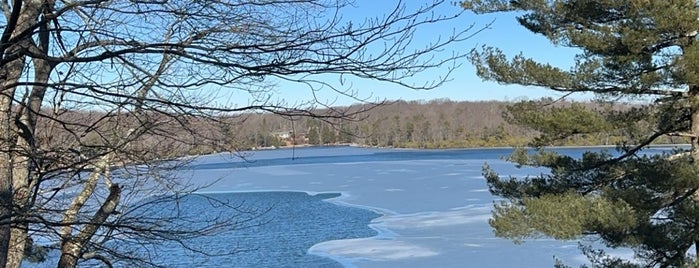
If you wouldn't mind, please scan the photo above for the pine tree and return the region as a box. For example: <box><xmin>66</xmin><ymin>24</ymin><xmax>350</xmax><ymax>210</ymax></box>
<box><xmin>462</xmin><ymin>1</ymin><xmax>699</xmax><ymax>267</ymax></box>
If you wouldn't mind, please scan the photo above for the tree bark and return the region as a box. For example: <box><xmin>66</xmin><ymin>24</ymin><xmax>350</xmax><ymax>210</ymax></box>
<box><xmin>57</xmin><ymin>155</ymin><xmax>115</xmax><ymax>268</ymax></box>
<box><xmin>689</xmin><ymin>86</ymin><xmax>699</xmax><ymax>260</ymax></box>
<box><xmin>691</xmin><ymin>88</ymin><xmax>699</xmax><ymax>201</ymax></box>
<box><xmin>0</xmin><ymin>1</ymin><xmax>48</xmax><ymax>266</ymax></box>
<box><xmin>0</xmin><ymin>38</ymin><xmax>21</xmax><ymax>268</ymax></box>
<box><xmin>7</xmin><ymin>38</ymin><xmax>51</xmax><ymax>268</ymax></box>
<box><xmin>58</xmin><ymin>184</ymin><xmax>120</xmax><ymax>268</ymax></box>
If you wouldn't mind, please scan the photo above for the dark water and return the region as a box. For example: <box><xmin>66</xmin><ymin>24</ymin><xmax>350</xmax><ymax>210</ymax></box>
<box><xmin>155</xmin><ymin>192</ymin><xmax>380</xmax><ymax>268</ymax></box>
<box><xmin>26</xmin><ymin>191</ymin><xmax>380</xmax><ymax>268</ymax></box>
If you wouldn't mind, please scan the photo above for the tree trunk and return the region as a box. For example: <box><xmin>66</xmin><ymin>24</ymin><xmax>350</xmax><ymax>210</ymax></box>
<box><xmin>58</xmin><ymin>184</ymin><xmax>120</xmax><ymax>268</ymax></box>
<box><xmin>58</xmin><ymin>156</ymin><xmax>117</xmax><ymax>268</ymax></box>
<box><xmin>0</xmin><ymin>0</ymin><xmax>48</xmax><ymax>264</ymax></box>
<box><xmin>691</xmin><ymin>89</ymin><xmax>699</xmax><ymax>200</ymax></box>
<box><xmin>0</xmin><ymin>41</ymin><xmax>22</xmax><ymax>268</ymax></box>
<box><xmin>689</xmin><ymin>87</ymin><xmax>699</xmax><ymax>259</ymax></box>
<box><xmin>0</xmin><ymin>102</ymin><xmax>13</xmax><ymax>268</ymax></box>
<box><xmin>6</xmin><ymin>20</ymin><xmax>52</xmax><ymax>267</ymax></box>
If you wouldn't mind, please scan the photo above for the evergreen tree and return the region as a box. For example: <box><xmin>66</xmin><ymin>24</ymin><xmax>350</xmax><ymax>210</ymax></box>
<box><xmin>321</xmin><ymin>124</ymin><xmax>337</xmax><ymax>144</ymax></box>
<box><xmin>338</xmin><ymin>125</ymin><xmax>354</xmax><ymax>144</ymax></box>
<box><xmin>462</xmin><ymin>1</ymin><xmax>699</xmax><ymax>267</ymax></box>
<box><xmin>308</xmin><ymin>126</ymin><xmax>321</xmax><ymax>145</ymax></box>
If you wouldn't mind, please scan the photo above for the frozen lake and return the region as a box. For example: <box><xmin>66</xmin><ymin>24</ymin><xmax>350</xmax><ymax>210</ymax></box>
<box><xmin>31</xmin><ymin>146</ymin><xmax>671</xmax><ymax>267</ymax></box>
<box><xmin>175</xmin><ymin>146</ymin><xmax>630</xmax><ymax>267</ymax></box>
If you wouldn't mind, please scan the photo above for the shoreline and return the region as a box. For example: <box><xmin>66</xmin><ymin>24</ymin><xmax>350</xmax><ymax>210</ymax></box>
<box><xmin>254</xmin><ymin>143</ymin><xmax>690</xmax><ymax>151</ymax></box>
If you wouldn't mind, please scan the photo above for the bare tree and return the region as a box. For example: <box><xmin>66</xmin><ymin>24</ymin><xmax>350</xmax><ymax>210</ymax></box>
<box><xmin>0</xmin><ymin>0</ymin><xmax>476</xmax><ymax>267</ymax></box>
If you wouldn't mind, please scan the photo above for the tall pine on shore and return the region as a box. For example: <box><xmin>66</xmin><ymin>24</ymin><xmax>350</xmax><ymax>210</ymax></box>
<box><xmin>462</xmin><ymin>1</ymin><xmax>699</xmax><ymax>267</ymax></box>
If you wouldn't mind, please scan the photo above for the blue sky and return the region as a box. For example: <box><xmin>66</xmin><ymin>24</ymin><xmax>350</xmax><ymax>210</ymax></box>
<box><xmin>228</xmin><ymin>1</ymin><xmax>589</xmax><ymax>108</ymax></box>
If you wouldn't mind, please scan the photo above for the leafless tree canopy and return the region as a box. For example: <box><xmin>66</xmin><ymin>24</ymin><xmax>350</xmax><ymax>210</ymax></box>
<box><xmin>0</xmin><ymin>0</ymin><xmax>474</xmax><ymax>267</ymax></box>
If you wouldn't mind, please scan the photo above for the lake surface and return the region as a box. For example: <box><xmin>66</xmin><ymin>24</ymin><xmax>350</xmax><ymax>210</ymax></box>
<box><xmin>30</xmin><ymin>146</ymin><xmax>677</xmax><ymax>267</ymax></box>
<box><xmin>179</xmin><ymin>146</ymin><xmax>644</xmax><ymax>267</ymax></box>
<box><xmin>142</xmin><ymin>191</ymin><xmax>381</xmax><ymax>267</ymax></box>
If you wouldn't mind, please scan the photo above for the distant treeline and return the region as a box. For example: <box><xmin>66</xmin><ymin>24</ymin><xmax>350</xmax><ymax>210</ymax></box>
<box><xmin>46</xmin><ymin>99</ymin><xmax>686</xmax><ymax>160</ymax></box>
<box><xmin>217</xmin><ymin>99</ymin><xmax>519</xmax><ymax>150</ymax></box>
<box><xmin>222</xmin><ymin>99</ymin><xmax>687</xmax><ymax>151</ymax></box>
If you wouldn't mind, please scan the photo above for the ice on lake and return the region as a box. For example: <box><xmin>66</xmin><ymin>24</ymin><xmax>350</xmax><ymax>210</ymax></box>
<box><xmin>27</xmin><ymin>146</ymin><xmax>647</xmax><ymax>267</ymax></box>
<box><xmin>184</xmin><ymin>146</ymin><xmax>599</xmax><ymax>267</ymax></box>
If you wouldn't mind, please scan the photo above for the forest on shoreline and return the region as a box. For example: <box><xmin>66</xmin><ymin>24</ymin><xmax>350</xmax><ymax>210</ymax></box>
<box><xmin>50</xmin><ymin>98</ymin><xmax>685</xmax><ymax>160</ymax></box>
<box><xmin>219</xmin><ymin>99</ymin><xmax>687</xmax><ymax>152</ymax></box>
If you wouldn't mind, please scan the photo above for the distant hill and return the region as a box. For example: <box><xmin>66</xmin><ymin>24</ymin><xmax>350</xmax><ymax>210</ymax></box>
<box><xmin>45</xmin><ymin>99</ymin><xmax>683</xmax><ymax>160</ymax></box>
<box><xmin>224</xmin><ymin>99</ymin><xmax>673</xmax><ymax>150</ymax></box>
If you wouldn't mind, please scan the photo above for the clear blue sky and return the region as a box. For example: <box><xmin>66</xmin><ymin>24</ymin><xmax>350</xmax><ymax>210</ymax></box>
<box><xmin>228</xmin><ymin>1</ymin><xmax>589</xmax><ymax>108</ymax></box>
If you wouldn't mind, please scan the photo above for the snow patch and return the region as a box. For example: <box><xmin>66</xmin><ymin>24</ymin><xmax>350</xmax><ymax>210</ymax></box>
<box><xmin>376</xmin><ymin>209</ymin><xmax>491</xmax><ymax>229</ymax></box>
<box><xmin>385</xmin><ymin>188</ymin><xmax>405</xmax><ymax>192</ymax></box>
<box><xmin>309</xmin><ymin>238</ymin><xmax>438</xmax><ymax>261</ymax></box>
